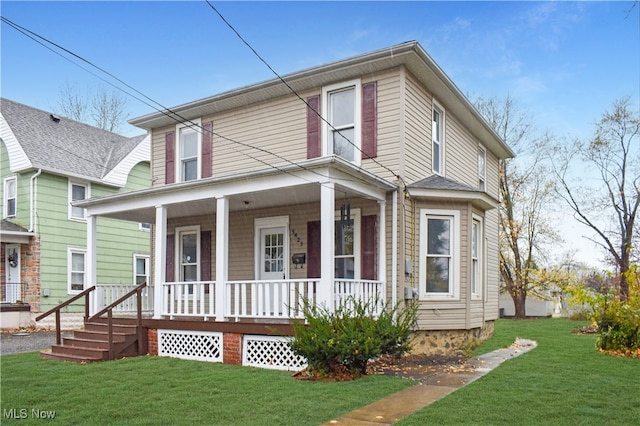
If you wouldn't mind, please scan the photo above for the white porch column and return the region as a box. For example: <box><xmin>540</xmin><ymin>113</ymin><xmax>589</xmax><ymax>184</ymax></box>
<box><xmin>378</xmin><ymin>198</ymin><xmax>386</xmax><ymax>299</ymax></box>
<box><xmin>86</xmin><ymin>214</ymin><xmax>97</xmax><ymax>316</ymax></box>
<box><xmin>153</xmin><ymin>205</ymin><xmax>167</xmax><ymax>319</ymax></box>
<box><xmin>318</xmin><ymin>183</ymin><xmax>335</xmax><ymax>309</ymax></box>
<box><xmin>215</xmin><ymin>196</ymin><xmax>229</xmax><ymax>321</ymax></box>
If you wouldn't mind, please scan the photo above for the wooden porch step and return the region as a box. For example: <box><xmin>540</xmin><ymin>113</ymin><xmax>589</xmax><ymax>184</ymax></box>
<box><xmin>40</xmin><ymin>350</ymin><xmax>105</xmax><ymax>363</ymax></box>
<box><xmin>50</xmin><ymin>344</ymin><xmax>109</xmax><ymax>361</ymax></box>
<box><xmin>84</xmin><ymin>321</ymin><xmax>138</xmax><ymax>334</ymax></box>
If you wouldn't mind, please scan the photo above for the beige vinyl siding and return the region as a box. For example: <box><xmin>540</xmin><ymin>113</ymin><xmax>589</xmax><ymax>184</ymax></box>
<box><xmin>484</xmin><ymin>208</ymin><xmax>500</xmax><ymax>319</ymax></box>
<box><xmin>403</xmin><ymin>72</ymin><xmax>432</xmax><ymax>183</ymax></box>
<box><xmin>151</xmin><ymin>124</ymin><xmax>174</xmax><ymax>188</ymax></box>
<box><xmin>445</xmin><ymin>114</ymin><xmax>479</xmax><ymax>187</ymax></box>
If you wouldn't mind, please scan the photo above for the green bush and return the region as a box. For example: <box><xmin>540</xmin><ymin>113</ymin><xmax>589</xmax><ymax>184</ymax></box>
<box><xmin>289</xmin><ymin>297</ymin><xmax>418</xmax><ymax>378</ymax></box>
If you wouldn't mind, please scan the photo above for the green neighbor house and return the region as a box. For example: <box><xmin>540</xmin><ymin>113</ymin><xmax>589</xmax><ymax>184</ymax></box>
<box><xmin>0</xmin><ymin>98</ymin><xmax>151</xmax><ymax>329</ymax></box>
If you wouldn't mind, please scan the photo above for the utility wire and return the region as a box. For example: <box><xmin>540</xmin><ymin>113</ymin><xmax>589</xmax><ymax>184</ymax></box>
<box><xmin>205</xmin><ymin>0</ymin><xmax>405</xmax><ymax>186</ymax></box>
<box><xmin>1</xmin><ymin>16</ymin><xmax>350</xmax><ymax>190</ymax></box>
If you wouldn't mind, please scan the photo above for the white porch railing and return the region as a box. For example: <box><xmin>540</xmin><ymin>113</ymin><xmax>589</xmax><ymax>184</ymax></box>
<box><xmin>334</xmin><ymin>279</ymin><xmax>385</xmax><ymax>315</ymax></box>
<box><xmin>162</xmin><ymin>281</ymin><xmax>216</xmax><ymax>320</ymax></box>
<box><xmin>226</xmin><ymin>279</ymin><xmax>318</xmax><ymax>321</ymax></box>
<box><xmin>93</xmin><ymin>284</ymin><xmax>153</xmax><ymax>314</ymax></box>
<box><xmin>159</xmin><ymin>279</ymin><xmax>385</xmax><ymax>321</ymax></box>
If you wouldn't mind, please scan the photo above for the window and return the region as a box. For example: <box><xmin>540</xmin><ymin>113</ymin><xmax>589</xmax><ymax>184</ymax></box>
<box><xmin>334</xmin><ymin>207</ymin><xmax>361</xmax><ymax>279</ymax></box>
<box><xmin>471</xmin><ymin>216</ymin><xmax>483</xmax><ymax>299</ymax></box>
<box><xmin>419</xmin><ymin>209</ymin><xmax>459</xmax><ymax>299</ymax></box>
<box><xmin>323</xmin><ymin>80</ymin><xmax>361</xmax><ymax>164</ymax></box>
<box><xmin>69</xmin><ymin>181</ymin><xmax>89</xmax><ymax>220</ymax></box>
<box><xmin>478</xmin><ymin>146</ymin><xmax>486</xmax><ymax>191</ymax></box>
<box><xmin>4</xmin><ymin>176</ymin><xmax>17</xmax><ymax>218</ymax></box>
<box><xmin>432</xmin><ymin>103</ymin><xmax>445</xmax><ymax>175</ymax></box>
<box><xmin>134</xmin><ymin>254</ymin><xmax>150</xmax><ymax>285</ymax></box>
<box><xmin>176</xmin><ymin>226</ymin><xmax>200</xmax><ymax>282</ymax></box>
<box><xmin>68</xmin><ymin>248</ymin><xmax>86</xmax><ymax>293</ymax></box>
<box><xmin>177</xmin><ymin>120</ymin><xmax>201</xmax><ymax>182</ymax></box>
<box><xmin>139</xmin><ymin>223</ymin><xmax>151</xmax><ymax>232</ymax></box>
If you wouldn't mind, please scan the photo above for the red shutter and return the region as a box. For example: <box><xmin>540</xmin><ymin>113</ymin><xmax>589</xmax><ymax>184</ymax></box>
<box><xmin>166</xmin><ymin>234</ymin><xmax>175</xmax><ymax>282</ymax></box>
<box><xmin>306</xmin><ymin>95</ymin><xmax>321</xmax><ymax>159</ymax></box>
<box><xmin>165</xmin><ymin>131</ymin><xmax>175</xmax><ymax>184</ymax></box>
<box><xmin>361</xmin><ymin>81</ymin><xmax>377</xmax><ymax>159</ymax></box>
<box><xmin>201</xmin><ymin>122</ymin><xmax>213</xmax><ymax>178</ymax></box>
<box><xmin>361</xmin><ymin>215</ymin><xmax>377</xmax><ymax>280</ymax></box>
<box><xmin>307</xmin><ymin>221</ymin><xmax>321</xmax><ymax>278</ymax></box>
<box><xmin>200</xmin><ymin>230</ymin><xmax>212</xmax><ymax>281</ymax></box>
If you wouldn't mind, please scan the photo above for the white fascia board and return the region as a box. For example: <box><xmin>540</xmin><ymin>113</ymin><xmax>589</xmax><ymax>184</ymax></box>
<box><xmin>408</xmin><ymin>187</ymin><xmax>499</xmax><ymax>210</ymax></box>
<box><xmin>0</xmin><ymin>113</ymin><xmax>32</xmax><ymax>172</ymax></box>
<box><xmin>102</xmin><ymin>134</ymin><xmax>150</xmax><ymax>187</ymax></box>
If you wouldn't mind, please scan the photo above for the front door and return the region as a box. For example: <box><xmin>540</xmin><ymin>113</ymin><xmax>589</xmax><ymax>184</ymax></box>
<box><xmin>256</xmin><ymin>218</ymin><xmax>289</xmax><ymax>316</ymax></box>
<box><xmin>4</xmin><ymin>244</ymin><xmax>21</xmax><ymax>303</ymax></box>
<box><xmin>259</xmin><ymin>227</ymin><xmax>287</xmax><ymax>281</ymax></box>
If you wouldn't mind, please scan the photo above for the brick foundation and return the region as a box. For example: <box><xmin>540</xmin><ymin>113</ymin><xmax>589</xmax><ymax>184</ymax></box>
<box><xmin>147</xmin><ymin>329</ymin><xmax>158</xmax><ymax>355</ymax></box>
<box><xmin>223</xmin><ymin>332</ymin><xmax>242</xmax><ymax>365</ymax></box>
<box><xmin>410</xmin><ymin>321</ymin><xmax>495</xmax><ymax>356</ymax></box>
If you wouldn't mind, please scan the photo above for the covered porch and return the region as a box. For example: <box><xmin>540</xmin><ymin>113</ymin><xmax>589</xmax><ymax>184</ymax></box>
<box><xmin>82</xmin><ymin>157</ymin><xmax>398</xmax><ymax>324</ymax></box>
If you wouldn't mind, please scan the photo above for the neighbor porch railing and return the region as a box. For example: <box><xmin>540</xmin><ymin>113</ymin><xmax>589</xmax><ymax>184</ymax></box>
<box><xmin>160</xmin><ymin>279</ymin><xmax>384</xmax><ymax>321</ymax></box>
<box><xmin>93</xmin><ymin>284</ymin><xmax>154</xmax><ymax>315</ymax></box>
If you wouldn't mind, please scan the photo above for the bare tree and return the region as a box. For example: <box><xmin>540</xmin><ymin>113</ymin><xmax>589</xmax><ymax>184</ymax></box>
<box><xmin>551</xmin><ymin>97</ymin><xmax>639</xmax><ymax>300</ymax></box>
<box><xmin>56</xmin><ymin>83</ymin><xmax>130</xmax><ymax>133</ymax></box>
<box><xmin>475</xmin><ymin>95</ymin><xmax>556</xmax><ymax>319</ymax></box>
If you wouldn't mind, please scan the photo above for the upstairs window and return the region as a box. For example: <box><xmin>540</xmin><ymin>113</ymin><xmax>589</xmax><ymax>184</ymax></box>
<box><xmin>178</xmin><ymin>124</ymin><xmax>200</xmax><ymax>182</ymax></box>
<box><xmin>3</xmin><ymin>176</ymin><xmax>17</xmax><ymax>218</ymax></box>
<box><xmin>478</xmin><ymin>146</ymin><xmax>486</xmax><ymax>191</ymax></box>
<box><xmin>432</xmin><ymin>103</ymin><xmax>445</xmax><ymax>175</ymax></box>
<box><xmin>323</xmin><ymin>80</ymin><xmax>361</xmax><ymax>164</ymax></box>
<box><xmin>69</xmin><ymin>181</ymin><xmax>89</xmax><ymax>221</ymax></box>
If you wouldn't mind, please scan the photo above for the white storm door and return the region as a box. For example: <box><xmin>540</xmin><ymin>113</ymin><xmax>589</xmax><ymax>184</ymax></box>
<box><xmin>259</xmin><ymin>227</ymin><xmax>287</xmax><ymax>281</ymax></box>
<box><xmin>5</xmin><ymin>244</ymin><xmax>21</xmax><ymax>303</ymax></box>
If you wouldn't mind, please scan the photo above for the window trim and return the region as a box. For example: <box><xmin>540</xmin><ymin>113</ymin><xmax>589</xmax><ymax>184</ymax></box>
<box><xmin>432</xmin><ymin>101</ymin><xmax>445</xmax><ymax>176</ymax></box>
<box><xmin>333</xmin><ymin>207</ymin><xmax>361</xmax><ymax>280</ymax></box>
<box><xmin>139</xmin><ymin>222</ymin><xmax>151</xmax><ymax>232</ymax></box>
<box><xmin>68</xmin><ymin>180</ymin><xmax>90</xmax><ymax>222</ymax></box>
<box><xmin>3</xmin><ymin>176</ymin><xmax>17</xmax><ymax>218</ymax></box>
<box><xmin>471</xmin><ymin>215</ymin><xmax>484</xmax><ymax>300</ymax></box>
<box><xmin>175</xmin><ymin>225</ymin><xmax>201</xmax><ymax>282</ymax></box>
<box><xmin>478</xmin><ymin>145</ymin><xmax>487</xmax><ymax>191</ymax></box>
<box><xmin>176</xmin><ymin>119</ymin><xmax>202</xmax><ymax>183</ymax></box>
<box><xmin>322</xmin><ymin>79</ymin><xmax>362</xmax><ymax>165</ymax></box>
<box><xmin>67</xmin><ymin>247</ymin><xmax>87</xmax><ymax>294</ymax></box>
<box><xmin>133</xmin><ymin>254</ymin><xmax>150</xmax><ymax>285</ymax></box>
<box><xmin>419</xmin><ymin>209</ymin><xmax>460</xmax><ymax>300</ymax></box>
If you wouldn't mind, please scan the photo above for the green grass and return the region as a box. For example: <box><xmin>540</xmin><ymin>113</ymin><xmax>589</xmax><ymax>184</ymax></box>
<box><xmin>1</xmin><ymin>353</ymin><xmax>412</xmax><ymax>425</ymax></box>
<box><xmin>399</xmin><ymin>318</ymin><xmax>640</xmax><ymax>425</ymax></box>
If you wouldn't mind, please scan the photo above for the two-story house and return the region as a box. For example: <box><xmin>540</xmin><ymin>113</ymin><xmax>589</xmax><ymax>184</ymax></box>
<box><xmin>0</xmin><ymin>98</ymin><xmax>151</xmax><ymax>329</ymax></box>
<box><xmin>67</xmin><ymin>41</ymin><xmax>513</xmax><ymax>367</ymax></box>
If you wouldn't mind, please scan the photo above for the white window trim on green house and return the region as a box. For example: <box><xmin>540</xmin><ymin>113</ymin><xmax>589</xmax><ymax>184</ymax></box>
<box><xmin>176</xmin><ymin>119</ymin><xmax>202</xmax><ymax>183</ymax></box>
<box><xmin>69</xmin><ymin>180</ymin><xmax>90</xmax><ymax>221</ymax></box>
<box><xmin>432</xmin><ymin>101</ymin><xmax>445</xmax><ymax>176</ymax></box>
<box><xmin>68</xmin><ymin>247</ymin><xmax>87</xmax><ymax>294</ymax></box>
<box><xmin>3</xmin><ymin>175</ymin><xmax>17</xmax><ymax>218</ymax></box>
<box><xmin>419</xmin><ymin>208</ymin><xmax>460</xmax><ymax>301</ymax></box>
<box><xmin>322</xmin><ymin>79</ymin><xmax>362</xmax><ymax>165</ymax></box>
<box><xmin>134</xmin><ymin>254</ymin><xmax>150</xmax><ymax>285</ymax></box>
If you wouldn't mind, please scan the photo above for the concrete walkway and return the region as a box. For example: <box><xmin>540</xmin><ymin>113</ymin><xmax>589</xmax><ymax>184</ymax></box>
<box><xmin>323</xmin><ymin>339</ymin><xmax>537</xmax><ymax>425</ymax></box>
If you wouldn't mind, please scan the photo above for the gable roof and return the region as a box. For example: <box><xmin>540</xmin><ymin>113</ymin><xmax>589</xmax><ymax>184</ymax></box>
<box><xmin>130</xmin><ymin>41</ymin><xmax>514</xmax><ymax>159</ymax></box>
<box><xmin>408</xmin><ymin>174</ymin><xmax>499</xmax><ymax>210</ymax></box>
<box><xmin>0</xmin><ymin>98</ymin><xmax>149</xmax><ymax>186</ymax></box>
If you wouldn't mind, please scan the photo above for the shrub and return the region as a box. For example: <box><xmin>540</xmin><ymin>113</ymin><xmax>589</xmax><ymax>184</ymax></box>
<box><xmin>289</xmin><ymin>297</ymin><xmax>418</xmax><ymax>378</ymax></box>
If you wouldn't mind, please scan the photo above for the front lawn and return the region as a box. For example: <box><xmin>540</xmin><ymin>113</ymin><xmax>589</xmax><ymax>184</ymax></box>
<box><xmin>1</xmin><ymin>352</ymin><xmax>411</xmax><ymax>425</ymax></box>
<box><xmin>399</xmin><ymin>318</ymin><xmax>640</xmax><ymax>425</ymax></box>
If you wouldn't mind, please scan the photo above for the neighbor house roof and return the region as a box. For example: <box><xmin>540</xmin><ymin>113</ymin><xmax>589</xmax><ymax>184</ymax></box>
<box><xmin>0</xmin><ymin>98</ymin><xmax>150</xmax><ymax>187</ymax></box>
<box><xmin>130</xmin><ymin>41</ymin><xmax>514</xmax><ymax>159</ymax></box>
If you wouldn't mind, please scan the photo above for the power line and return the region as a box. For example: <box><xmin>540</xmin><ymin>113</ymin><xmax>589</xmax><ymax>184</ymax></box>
<box><xmin>0</xmin><ymin>15</ymin><xmax>352</xmax><ymax>191</ymax></box>
<box><xmin>205</xmin><ymin>0</ymin><xmax>405</xmax><ymax>186</ymax></box>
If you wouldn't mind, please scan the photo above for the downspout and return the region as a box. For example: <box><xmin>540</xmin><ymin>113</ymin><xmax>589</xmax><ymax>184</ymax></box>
<box><xmin>391</xmin><ymin>189</ymin><xmax>398</xmax><ymax>308</ymax></box>
<box><xmin>29</xmin><ymin>169</ymin><xmax>42</xmax><ymax>232</ymax></box>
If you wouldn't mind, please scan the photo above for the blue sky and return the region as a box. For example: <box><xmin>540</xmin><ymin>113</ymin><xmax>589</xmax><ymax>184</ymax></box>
<box><xmin>2</xmin><ymin>1</ymin><xmax>639</xmax><ymax>267</ymax></box>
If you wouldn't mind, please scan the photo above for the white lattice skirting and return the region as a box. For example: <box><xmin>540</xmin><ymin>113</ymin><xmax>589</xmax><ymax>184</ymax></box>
<box><xmin>243</xmin><ymin>335</ymin><xmax>307</xmax><ymax>371</ymax></box>
<box><xmin>158</xmin><ymin>329</ymin><xmax>223</xmax><ymax>362</ymax></box>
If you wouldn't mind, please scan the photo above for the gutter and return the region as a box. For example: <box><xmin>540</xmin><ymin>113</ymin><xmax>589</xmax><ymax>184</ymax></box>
<box><xmin>29</xmin><ymin>168</ymin><xmax>41</xmax><ymax>232</ymax></box>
